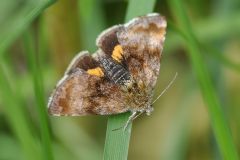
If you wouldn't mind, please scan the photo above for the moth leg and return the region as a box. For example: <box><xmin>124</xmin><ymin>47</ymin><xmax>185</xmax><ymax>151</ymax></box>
<box><xmin>123</xmin><ymin>111</ymin><xmax>137</xmax><ymax>130</ymax></box>
<box><xmin>131</xmin><ymin>110</ymin><xmax>145</xmax><ymax>121</ymax></box>
<box><xmin>145</xmin><ymin>107</ymin><xmax>154</xmax><ymax>116</ymax></box>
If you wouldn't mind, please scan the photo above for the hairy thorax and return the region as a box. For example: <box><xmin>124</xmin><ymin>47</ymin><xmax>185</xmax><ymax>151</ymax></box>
<box><xmin>123</xmin><ymin>80</ymin><xmax>152</xmax><ymax>112</ymax></box>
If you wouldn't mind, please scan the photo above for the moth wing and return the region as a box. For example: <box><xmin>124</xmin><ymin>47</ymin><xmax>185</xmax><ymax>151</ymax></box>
<box><xmin>96</xmin><ymin>25</ymin><xmax>123</xmax><ymax>56</ymax></box>
<box><xmin>118</xmin><ymin>14</ymin><xmax>167</xmax><ymax>89</ymax></box>
<box><xmin>96</xmin><ymin>14</ymin><xmax>167</xmax><ymax>90</ymax></box>
<box><xmin>65</xmin><ymin>51</ymin><xmax>99</xmax><ymax>75</ymax></box>
<box><xmin>48</xmin><ymin>53</ymin><xmax>129</xmax><ymax>116</ymax></box>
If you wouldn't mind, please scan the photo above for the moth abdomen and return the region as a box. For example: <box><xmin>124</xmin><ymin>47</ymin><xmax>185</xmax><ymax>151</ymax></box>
<box><xmin>100</xmin><ymin>56</ymin><xmax>131</xmax><ymax>85</ymax></box>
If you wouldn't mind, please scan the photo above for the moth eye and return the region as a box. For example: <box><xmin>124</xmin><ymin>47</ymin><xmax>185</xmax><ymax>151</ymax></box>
<box><xmin>87</xmin><ymin>67</ymin><xmax>104</xmax><ymax>77</ymax></box>
<box><xmin>112</xmin><ymin>45</ymin><xmax>123</xmax><ymax>62</ymax></box>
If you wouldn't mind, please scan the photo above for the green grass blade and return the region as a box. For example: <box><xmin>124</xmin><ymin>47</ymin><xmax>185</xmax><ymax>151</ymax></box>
<box><xmin>165</xmin><ymin>12</ymin><xmax>240</xmax><ymax>55</ymax></box>
<box><xmin>125</xmin><ymin>0</ymin><xmax>156</xmax><ymax>21</ymax></box>
<box><xmin>0</xmin><ymin>0</ymin><xmax>55</xmax><ymax>55</ymax></box>
<box><xmin>0</xmin><ymin>61</ymin><xmax>41</xmax><ymax>160</ymax></box>
<box><xmin>168</xmin><ymin>21</ymin><xmax>240</xmax><ymax>73</ymax></box>
<box><xmin>78</xmin><ymin>0</ymin><xmax>106</xmax><ymax>52</ymax></box>
<box><xmin>103</xmin><ymin>0</ymin><xmax>156</xmax><ymax>159</ymax></box>
<box><xmin>23</xmin><ymin>29</ymin><xmax>54</xmax><ymax>160</ymax></box>
<box><xmin>103</xmin><ymin>113</ymin><xmax>132</xmax><ymax>160</ymax></box>
<box><xmin>168</xmin><ymin>0</ymin><xmax>239</xmax><ymax>159</ymax></box>
<box><xmin>201</xmin><ymin>43</ymin><xmax>240</xmax><ymax>73</ymax></box>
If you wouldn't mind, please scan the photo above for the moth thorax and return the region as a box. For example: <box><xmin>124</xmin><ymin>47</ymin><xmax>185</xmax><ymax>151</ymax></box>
<box><xmin>136</xmin><ymin>84</ymin><xmax>152</xmax><ymax>109</ymax></box>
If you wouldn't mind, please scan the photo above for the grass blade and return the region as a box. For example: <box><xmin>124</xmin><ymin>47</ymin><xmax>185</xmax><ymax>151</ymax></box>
<box><xmin>0</xmin><ymin>0</ymin><xmax>55</xmax><ymax>55</ymax></box>
<box><xmin>168</xmin><ymin>0</ymin><xmax>239</xmax><ymax>159</ymax></box>
<box><xmin>103</xmin><ymin>113</ymin><xmax>132</xmax><ymax>160</ymax></box>
<box><xmin>78</xmin><ymin>0</ymin><xmax>106</xmax><ymax>52</ymax></box>
<box><xmin>201</xmin><ymin>43</ymin><xmax>240</xmax><ymax>73</ymax></box>
<box><xmin>168</xmin><ymin>21</ymin><xmax>240</xmax><ymax>73</ymax></box>
<box><xmin>125</xmin><ymin>0</ymin><xmax>156</xmax><ymax>21</ymax></box>
<box><xmin>23</xmin><ymin>28</ymin><xmax>54</xmax><ymax>160</ymax></box>
<box><xmin>0</xmin><ymin>61</ymin><xmax>41</xmax><ymax>160</ymax></box>
<box><xmin>103</xmin><ymin>0</ymin><xmax>156</xmax><ymax>159</ymax></box>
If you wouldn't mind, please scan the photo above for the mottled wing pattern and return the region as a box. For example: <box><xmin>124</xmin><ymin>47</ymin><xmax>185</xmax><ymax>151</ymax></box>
<box><xmin>97</xmin><ymin>14</ymin><xmax>167</xmax><ymax>91</ymax></box>
<box><xmin>96</xmin><ymin>25</ymin><xmax>123</xmax><ymax>56</ymax></box>
<box><xmin>49</xmin><ymin>13</ymin><xmax>166</xmax><ymax>116</ymax></box>
<box><xmin>48</xmin><ymin>52</ymin><xmax>129</xmax><ymax>116</ymax></box>
<box><xmin>65</xmin><ymin>51</ymin><xmax>99</xmax><ymax>75</ymax></box>
<box><xmin>118</xmin><ymin>14</ymin><xmax>167</xmax><ymax>90</ymax></box>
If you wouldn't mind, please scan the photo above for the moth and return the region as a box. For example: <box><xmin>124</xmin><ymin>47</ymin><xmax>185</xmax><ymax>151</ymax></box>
<box><xmin>48</xmin><ymin>13</ymin><xmax>167</xmax><ymax>129</ymax></box>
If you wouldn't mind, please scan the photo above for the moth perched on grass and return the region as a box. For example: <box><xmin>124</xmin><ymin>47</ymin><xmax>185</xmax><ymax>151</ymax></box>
<box><xmin>48</xmin><ymin>13</ymin><xmax>167</xmax><ymax>129</ymax></box>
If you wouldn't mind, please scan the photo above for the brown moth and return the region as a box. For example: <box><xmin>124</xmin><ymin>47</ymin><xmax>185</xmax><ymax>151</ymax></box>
<box><xmin>48</xmin><ymin>13</ymin><xmax>167</xmax><ymax>129</ymax></box>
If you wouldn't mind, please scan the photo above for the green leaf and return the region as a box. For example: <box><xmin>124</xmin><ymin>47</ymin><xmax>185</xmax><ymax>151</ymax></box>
<box><xmin>103</xmin><ymin>0</ymin><xmax>156</xmax><ymax>159</ymax></box>
<box><xmin>168</xmin><ymin>0</ymin><xmax>239</xmax><ymax>159</ymax></box>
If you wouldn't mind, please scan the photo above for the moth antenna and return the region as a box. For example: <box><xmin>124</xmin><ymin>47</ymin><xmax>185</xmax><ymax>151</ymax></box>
<box><xmin>151</xmin><ymin>72</ymin><xmax>178</xmax><ymax>105</ymax></box>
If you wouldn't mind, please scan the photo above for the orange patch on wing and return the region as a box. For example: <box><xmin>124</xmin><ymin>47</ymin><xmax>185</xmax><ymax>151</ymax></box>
<box><xmin>87</xmin><ymin>67</ymin><xmax>104</xmax><ymax>77</ymax></box>
<box><xmin>112</xmin><ymin>45</ymin><xmax>123</xmax><ymax>62</ymax></box>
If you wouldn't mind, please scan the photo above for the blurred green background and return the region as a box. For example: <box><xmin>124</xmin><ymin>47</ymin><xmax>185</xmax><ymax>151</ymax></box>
<box><xmin>0</xmin><ymin>0</ymin><xmax>240</xmax><ymax>160</ymax></box>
